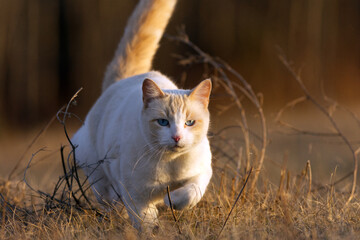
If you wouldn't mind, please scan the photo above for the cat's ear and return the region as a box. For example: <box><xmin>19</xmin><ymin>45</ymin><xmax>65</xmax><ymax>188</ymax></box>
<box><xmin>142</xmin><ymin>78</ymin><xmax>165</xmax><ymax>107</ymax></box>
<box><xmin>189</xmin><ymin>79</ymin><xmax>212</xmax><ymax>108</ymax></box>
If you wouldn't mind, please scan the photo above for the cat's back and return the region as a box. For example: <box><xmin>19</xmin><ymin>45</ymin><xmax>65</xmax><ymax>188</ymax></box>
<box><xmin>109</xmin><ymin>71</ymin><xmax>177</xmax><ymax>95</ymax></box>
<box><xmin>90</xmin><ymin>71</ymin><xmax>176</xmax><ymax>113</ymax></box>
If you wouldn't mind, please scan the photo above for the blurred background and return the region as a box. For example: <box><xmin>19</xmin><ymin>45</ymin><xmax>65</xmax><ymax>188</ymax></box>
<box><xmin>1</xmin><ymin>0</ymin><xmax>359</xmax><ymax>128</ymax></box>
<box><xmin>0</xmin><ymin>0</ymin><xmax>359</xmax><ymax>185</ymax></box>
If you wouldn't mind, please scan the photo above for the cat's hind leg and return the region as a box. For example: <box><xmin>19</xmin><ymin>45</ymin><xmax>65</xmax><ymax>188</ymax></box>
<box><xmin>72</xmin><ymin>128</ymin><xmax>119</xmax><ymax>205</ymax></box>
<box><xmin>89</xmin><ymin>169</ymin><xmax>115</xmax><ymax>205</ymax></box>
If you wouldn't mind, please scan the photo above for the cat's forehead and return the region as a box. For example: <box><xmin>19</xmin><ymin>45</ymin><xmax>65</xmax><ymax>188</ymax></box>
<box><xmin>163</xmin><ymin>93</ymin><xmax>189</xmax><ymax>116</ymax></box>
<box><xmin>162</xmin><ymin>89</ymin><xmax>192</xmax><ymax>109</ymax></box>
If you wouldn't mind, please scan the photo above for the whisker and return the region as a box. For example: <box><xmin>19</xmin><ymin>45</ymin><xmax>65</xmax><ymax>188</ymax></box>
<box><xmin>131</xmin><ymin>143</ymin><xmax>165</xmax><ymax>173</ymax></box>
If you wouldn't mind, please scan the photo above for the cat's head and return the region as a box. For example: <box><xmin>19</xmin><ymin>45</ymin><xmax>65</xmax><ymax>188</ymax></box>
<box><xmin>141</xmin><ymin>78</ymin><xmax>211</xmax><ymax>153</ymax></box>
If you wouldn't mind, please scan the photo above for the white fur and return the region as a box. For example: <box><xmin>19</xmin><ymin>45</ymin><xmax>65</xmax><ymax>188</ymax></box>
<box><xmin>72</xmin><ymin>71</ymin><xmax>212</xmax><ymax>228</ymax></box>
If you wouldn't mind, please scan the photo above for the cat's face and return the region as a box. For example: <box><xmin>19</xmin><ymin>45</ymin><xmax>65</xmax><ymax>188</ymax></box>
<box><xmin>141</xmin><ymin>79</ymin><xmax>211</xmax><ymax>153</ymax></box>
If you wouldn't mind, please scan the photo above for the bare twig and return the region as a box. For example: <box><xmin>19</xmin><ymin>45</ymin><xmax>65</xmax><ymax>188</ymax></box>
<box><xmin>275</xmin><ymin>96</ymin><xmax>341</xmax><ymax>136</ymax></box>
<box><xmin>55</xmin><ymin>88</ymin><xmax>94</xmax><ymax>208</ymax></box>
<box><xmin>306</xmin><ymin>160</ymin><xmax>312</xmax><ymax>206</ymax></box>
<box><xmin>321</xmin><ymin>80</ymin><xmax>360</xmax><ymax>128</ymax></box>
<box><xmin>279</xmin><ymin>54</ymin><xmax>358</xmax><ymax>205</ymax></box>
<box><xmin>23</xmin><ymin>148</ymin><xmax>47</xmax><ymax>193</ymax></box>
<box><xmin>8</xmin><ymin>114</ymin><xmax>57</xmax><ymax>180</ymax></box>
<box><xmin>20</xmin><ymin>88</ymin><xmax>102</xmax><ymax>214</ymax></box>
<box><xmin>60</xmin><ymin>146</ymin><xmax>80</xmax><ymax>206</ymax></box>
<box><xmin>306</xmin><ymin>160</ymin><xmax>312</xmax><ymax>197</ymax></box>
<box><xmin>166</xmin><ymin>186</ymin><xmax>182</xmax><ymax>234</ymax></box>
<box><xmin>216</xmin><ymin>167</ymin><xmax>253</xmax><ymax>240</ymax></box>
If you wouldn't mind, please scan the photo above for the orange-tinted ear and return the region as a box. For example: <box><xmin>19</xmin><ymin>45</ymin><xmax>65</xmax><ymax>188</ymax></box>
<box><xmin>142</xmin><ymin>78</ymin><xmax>165</xmax><ymax>107</ymax></box>
<box><xmin>189</xmin><ymin>79</ymin><xmax>212</xmax><ymax>108</ymax></box>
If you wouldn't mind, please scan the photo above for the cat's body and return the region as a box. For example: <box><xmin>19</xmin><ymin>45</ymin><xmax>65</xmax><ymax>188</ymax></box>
<box><xmin>72</xmin><ymin>0</ymin><xmax>212</xmax><ymax>228</ymax></box>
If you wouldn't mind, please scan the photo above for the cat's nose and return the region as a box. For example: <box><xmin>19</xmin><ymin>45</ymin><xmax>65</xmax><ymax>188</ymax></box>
<box><xmin>172</xmin><ymin>135</ymin><xmax>181</xmax><ymax>143</ymax></box>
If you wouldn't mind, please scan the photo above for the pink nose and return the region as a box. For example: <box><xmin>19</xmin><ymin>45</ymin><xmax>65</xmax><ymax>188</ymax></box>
<box><xmin>172</xmin><ymin>135</ymin><xmax>181</xmax><ymax>143</ymax></box>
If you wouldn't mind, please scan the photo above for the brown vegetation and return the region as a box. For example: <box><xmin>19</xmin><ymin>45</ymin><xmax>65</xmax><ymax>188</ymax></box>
<box><xmin>1</xmin><ymin>34</ymin><xmax>360</xmax><ymax>239</ymax></box>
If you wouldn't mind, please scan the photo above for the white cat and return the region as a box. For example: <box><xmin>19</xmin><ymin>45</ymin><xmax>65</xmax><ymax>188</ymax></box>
<box><xmin>72</xmin><ymin>0</ymin><xmax>212</xmax><ymax>228</ymax></box>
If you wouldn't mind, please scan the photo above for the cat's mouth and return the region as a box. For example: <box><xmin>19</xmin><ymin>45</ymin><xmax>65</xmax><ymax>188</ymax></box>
<box><xmin>168</xmin><ymin>143</ymin><xmax>185</xmax><ymax>152</ymax></box>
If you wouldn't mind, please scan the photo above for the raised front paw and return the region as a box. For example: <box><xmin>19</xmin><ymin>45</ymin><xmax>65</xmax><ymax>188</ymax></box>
<box><xmin>164</xmin><ymin>183</ymin><xmax>202</xmax><ymax>210</ymax></box>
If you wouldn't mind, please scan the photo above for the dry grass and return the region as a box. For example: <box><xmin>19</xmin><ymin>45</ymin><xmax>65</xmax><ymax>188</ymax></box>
<box><xmin>1</xmin><ymin>160</ymin><xmax>360</xmax><ymax>239</ymax></box>
<box><xmin>1</xmin><ymin>34</ymin><xmax>360</xmax><ymax>239</ymax></box>
<box><xmin>1</xmin><ymin>120</ymin><xmax>360</xmax><ymax>239</ymax></box>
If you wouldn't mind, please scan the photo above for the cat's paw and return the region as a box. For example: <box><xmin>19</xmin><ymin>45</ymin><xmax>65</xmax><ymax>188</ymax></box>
<box><xmin>127</xmin><ymin>203</ymin><xmax>159</xmax><ymax>231</ymax></box>
<box><xmin>164</xmin><ymin>183</ymin><xmax>202</xmax><ymax>210</ymax></box>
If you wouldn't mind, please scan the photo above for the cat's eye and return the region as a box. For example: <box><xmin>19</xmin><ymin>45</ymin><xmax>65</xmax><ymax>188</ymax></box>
<box><xmin>185</xmin><ymin>120</ymin><xmax>195</xmax><ymax>126</ymax></box>
<box><xmin>157</xmin><ymin>119</ymin><xmax>169</xmax><ymax>126</ymax></box>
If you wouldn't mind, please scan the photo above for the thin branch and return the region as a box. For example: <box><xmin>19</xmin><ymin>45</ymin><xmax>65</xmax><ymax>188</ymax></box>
<box><xmin>166</xmin><ymin>186</ymin><xmax>182</xmax><ymax>234</ymax></box>
<box><xmin>60</xmin><ymin>146</ymin><xmax>80</xmax><ymax>206</ymax></box>
<box><xmin>275</xmin><ymin>96</ymin><xmax>342</xmax><ymax>137</ymax></box>
<box><xmin>279</xmin><ymin>54</ymin><xmax>358</xmax><ymax>205</ymax></box>
<box><xmin>23</xmin><ymin>148</ymin><xmax>47</xmax><ymax>193</ymax></box>
<box><xmin>216</xmin><ymin>167</ymin><xmax>253</xmax><ymax>240</ymax></box>
<box><xmin>8</xmin><ymin>114</ymin><xmax>56</xmax><ymax>180</ymax></box>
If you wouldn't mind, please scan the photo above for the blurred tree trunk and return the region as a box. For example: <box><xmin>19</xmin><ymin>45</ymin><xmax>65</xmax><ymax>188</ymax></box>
<box><xmin>0</xmin><ymin>0</ymin><xmax>9</xmax><ymax>130</ymax></box>
<box><xmin>0</xmin><ymin>0</ymin><xmax>59</xmax><ymax>128</ymax></box>
<box><xmin>37</xmin><ymin>0</ymin><xmax>59</xmax><ymax>122</ymax></box>
<box><xmin>306</xmin><ymin>0</ymin><xmax>324</xmax><ymax>91</ymax></box>
<box><xmin>27</xmin><ymin>0</ymin><xmax>40</xmax><ymax>123</ymax></box>
<box><xmin>6</xmin><ymin>0</ymin><xmax>28</xmax><ymax>126</ymax></box>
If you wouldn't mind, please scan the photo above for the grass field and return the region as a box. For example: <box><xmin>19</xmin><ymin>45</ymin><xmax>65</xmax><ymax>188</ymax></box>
<box><xmin>1</xmin><ymin>38</ymin><xmax>360</xmax><ymax>239</ymax></box>
<box><xmin>1</xmin><ymin>144</ymin><xmax>360</xmax><ymax>239</ymax></box>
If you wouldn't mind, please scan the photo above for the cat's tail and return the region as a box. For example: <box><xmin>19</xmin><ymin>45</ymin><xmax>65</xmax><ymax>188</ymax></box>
<box><xmin>102</xmin><ymin>0</ymin><xmax>177</xmax><ymax>92</ymax></box>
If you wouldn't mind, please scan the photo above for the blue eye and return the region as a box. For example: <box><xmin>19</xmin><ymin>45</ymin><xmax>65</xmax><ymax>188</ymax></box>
<box><xmin>185</xmin><ymin>120</ymin><xmax>195</xmax><ymax>126</ymax></box>
<box><xmin>157</xmin><ymin>119</ymin><xmax>169</xmax><ymax>126</ymax></box>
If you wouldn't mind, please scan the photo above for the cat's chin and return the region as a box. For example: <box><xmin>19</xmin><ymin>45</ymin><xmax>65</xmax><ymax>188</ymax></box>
<box><xmin>166</xmin><ymin>145</ymin><xmax>188</xmax><ymax>153</ymax></box>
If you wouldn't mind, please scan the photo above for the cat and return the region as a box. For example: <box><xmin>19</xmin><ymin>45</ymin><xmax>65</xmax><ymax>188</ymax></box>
<box><xmin>71</xmin><ymin>0</ymin><xmax>213</xmax><ymax>229</ymax></box>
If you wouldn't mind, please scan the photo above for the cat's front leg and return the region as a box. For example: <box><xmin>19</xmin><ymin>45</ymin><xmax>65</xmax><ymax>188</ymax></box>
<box><xmin>125</xmin><ymin>200</ymin><xmax>159</xmax><ymax>230</ymax></box>
<box><xmin>164</xmin><ymin>183</ymin><xmax>202</xmax><ymax>210</ymax></box>
<box><xmin>164</xmin><ymin>169</ymin><xmax>212</xmax><ymax>210</ymax></box>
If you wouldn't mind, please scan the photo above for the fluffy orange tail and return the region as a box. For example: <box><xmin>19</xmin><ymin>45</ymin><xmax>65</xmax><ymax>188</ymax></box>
<box><xmin>102</xmin><ymin>0</ymin><xmax>177</xmax><ymax>92</ymax></box>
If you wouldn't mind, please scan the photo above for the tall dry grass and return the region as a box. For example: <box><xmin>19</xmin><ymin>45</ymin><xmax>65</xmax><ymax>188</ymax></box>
<box><xmin>1</xmin><ymin>159</ymin><xmax>360</xmax><ymax>239</ymax></box>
